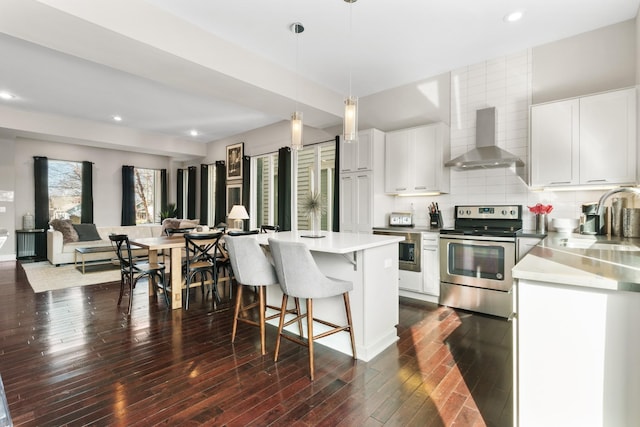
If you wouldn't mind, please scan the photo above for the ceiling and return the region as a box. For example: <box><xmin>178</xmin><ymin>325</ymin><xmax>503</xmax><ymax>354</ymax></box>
<box><xmin>0</xmin><ymin>0</ymin><xmax>638</xmax><ymax>147</ymax></box>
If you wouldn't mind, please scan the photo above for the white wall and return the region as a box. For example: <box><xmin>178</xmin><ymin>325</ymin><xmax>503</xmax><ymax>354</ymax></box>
<box><xmin>0</xmin><ymin>138</ymin><xmax>16</xmax><ymax>259</ymax></box>
<box><xmin>13</xmin><ymin>137</ymin><xmax>174</xmax><ymax>228</ymax></box>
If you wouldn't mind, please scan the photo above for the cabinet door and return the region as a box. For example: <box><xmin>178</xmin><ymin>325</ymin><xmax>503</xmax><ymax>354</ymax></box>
<box><xmin>354</xmin><ymin>173</ymin><xmax>373</xmax><ymax>232</ymax></box>
<box><xmin>413</xmin><ymin>125</ymin><xmax>438</xmax><ymax>192</ymax></box>
<box><xmin>579</xmin><ymin>88</ymin><xmax>636</xmax><ymax>185</ymax></box>
<box><xmin>340</xmin><ymin>137</ymin><xmax>357</xmax><ymax>173</ymax></box>
<box><xmin>339</xmin><ymin>174</ymin><xmax>355</xmax><ymax>232</ymax></box>
<box><xmin>422</xmin><ymin>235</ymin><xmax>439</xmax><ymax>296</ymax></box>
<box><xmin>355</xmin><ymin>130</ymin><xmax>373</xmax><ymax>171</ymax></box>
<box><xmin>530</xmin><ymin>99</ymin><xmax>579</xmax><ymax>187</ymax></box>
<box><xmin>385</xmin><ymin>130</ymin><xmax>411</xmax><ymax>193</ymax></box>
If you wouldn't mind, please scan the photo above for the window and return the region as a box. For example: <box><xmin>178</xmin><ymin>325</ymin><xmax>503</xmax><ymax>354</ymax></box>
<box><xmin>255</xmin><ymin>153</ymin><xmax>278</xmax><ymax>227</ymax></box>
<box><xmin>296</xmin><ymin>143</ymin><xmax>334</xmax><ymax>231</ymax></box>
<box><xmin>48</xmin><ymin>159</ymin><xmax>82</xmax><ymax>222</ymax></box>
<box><xmin>134</xmin><ymin>168</ymin><xmax>162</xmax><ymax>224</ymax></box>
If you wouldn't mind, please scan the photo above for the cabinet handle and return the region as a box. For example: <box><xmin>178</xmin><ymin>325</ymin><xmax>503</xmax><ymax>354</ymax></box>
<box><xmin>549</xmin><ymin>181</ymin><xmax>571</xmax><ymax>185</ymax></box>
<box><xmin>357</xmin><ymin>167</ymin><xmax>368</xmax><ymax>170</ymax></box>
<box><xmin>507</xmin><ymin>312</ymin><xmax>517</xmax><ymax>322</ymax></box>
<box><xmin>414</xmin><ymin>186</ymin><xmax>427</xmax><ymax>190</ymax></box>
<box><xmin>357</xmin><ymin>175</ymin><xmax>367</xmax><ymax>178</ymax></box>
<box><xmin>395</xmin><ymin>187</ymin><xmax>407</xmax><ymax>191</ymax></box>
<box><xmin>586</xmin><ymin>179</ymin><xmax>608</xmax><ymax>183</ymax></box>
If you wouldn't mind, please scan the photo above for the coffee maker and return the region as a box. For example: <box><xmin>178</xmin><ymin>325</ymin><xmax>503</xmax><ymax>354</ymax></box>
<box><xmin>580</xmin><ymin>203</ymin><xmax>606</xmax><ymax>235</ymax></box>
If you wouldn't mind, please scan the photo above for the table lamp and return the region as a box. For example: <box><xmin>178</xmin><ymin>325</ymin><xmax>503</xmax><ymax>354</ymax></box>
<box><xmin>228</xmin><ymin>205</ymin><xmax>249</xmax><ymax>230</ymax></box>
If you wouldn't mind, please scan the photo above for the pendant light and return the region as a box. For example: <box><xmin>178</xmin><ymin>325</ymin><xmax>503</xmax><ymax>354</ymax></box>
<box><xmin>343</xmin><ymin>0</ymin><xmax>358</xmax><ymax>143</ymax></box>
<box><xmin>290</xmin><ymin>22</ymin><xmax>304</xmax><ymax>151</ymax></box>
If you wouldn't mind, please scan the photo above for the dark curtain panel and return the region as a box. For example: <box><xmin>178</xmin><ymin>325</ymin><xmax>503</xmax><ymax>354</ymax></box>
<box><xmin>177</xmin><ymin>169</ymin><xmax>184</xmax><ymax>219</ymax></box>
<box><xmin>277</xmin><ymin>147</ymin><xmax>292</xmax><ymax>231</ymax></box>
<box><xmin>33</xmin><ymin>156</ymin><xmax>48</xmax><ymax>229</ymax></box>
<box><xmin>121</xmin><ymin>165</ymin><xmax>136</xmax><ymax>226</ymax></box>
<box><xmin>200</xmin><ymin>164</ymin><xmax>209</xmax><ymax>225</ymax></box>
<box><xmin>214</xmin><ymin>161</ymin><xmax>226</xmax><ymax>225</ymax></box>
<box><xmin>242</xmin><ymin>155</ymin><xmax>251</xmax><ymax>230</ymax></box>
<box><xmin>333</xmin><ymin>135</ymin><xmax>340</xmax><ymax>232</ymax></box>
<box><xmin>187</xmin><ymin>166</ymin><xmax>196</xmax><ymax>219</ymax></box>
<box><xmin>81</xmin><ymin>161</ymin><xmax>94</xmax><ymax>224</ymax></box>
<box><xmin>160</xmin><ymin>169</ymin><xmax>167</xmax><ymax>214</ymax></box>
<box><xmin>33</xmin><ymin>156</ymin><xmax>48</xmax><ymax>260</ymax></box>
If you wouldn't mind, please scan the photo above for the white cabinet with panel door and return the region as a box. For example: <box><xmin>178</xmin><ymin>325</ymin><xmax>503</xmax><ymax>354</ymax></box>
<box><xmin>339</xmin><ymin>128</ymin><xmax>391</xmax><ymax>233</ymax></box>
<box><xmin>398</xmin><ymin>232</ymin><xmax>439</xmax><ymax>303</ymax></box>
<box><xmin>340</xmin><ymin>128</ymin><xmax>373</xmax><ymax>173</ymax></box>
<box><xmin>385</xmin><ymin>123</ymin><xmax>450</xmax><ymax>195</ymax></box>
<box><xmin>531</xmin><ymin>87</ymin><xmax>636</xmax><ymax>188</ymax></box>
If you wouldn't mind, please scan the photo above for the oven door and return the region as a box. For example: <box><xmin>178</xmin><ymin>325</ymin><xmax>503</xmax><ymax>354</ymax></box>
<box><xmin>439</xmin><ymin>235</ymin><xmax>515</xmax><ymax>291</ymax></box>
<box><xmin>373</xmin><ymin>231</ymin><xmax>421</xmax><ymax>272</ymax></box>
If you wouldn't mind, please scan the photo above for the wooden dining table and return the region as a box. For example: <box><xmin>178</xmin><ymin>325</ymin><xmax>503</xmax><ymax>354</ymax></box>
<box><xmin>130</xmin><ymin>231</ymin><xmax>225</xmax><ymax>309</ymax></box>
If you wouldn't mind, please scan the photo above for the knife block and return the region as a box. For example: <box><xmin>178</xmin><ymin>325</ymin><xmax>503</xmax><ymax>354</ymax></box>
<box><xmin>429</xmin><ymin>213</ymin><xmax>443</xmax><ymax>229</ymax></box>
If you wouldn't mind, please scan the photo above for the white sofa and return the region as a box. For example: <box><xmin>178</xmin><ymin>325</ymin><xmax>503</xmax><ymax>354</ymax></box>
<box><xmin>47</xmin><ymin>224</ymin><xmax>163</xmax><ymax>266</ymax></box>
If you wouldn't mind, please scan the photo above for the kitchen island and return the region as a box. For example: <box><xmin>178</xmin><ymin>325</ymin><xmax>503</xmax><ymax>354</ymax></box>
<box><xmin>253</xmin><ymin>231</ymin><xmax>404</xmax><ymax>362</ymax></box>
<box><xmin>512</xmin><ymin>233</ymin><xmax>640</xmax><ymax>427</ymax></box>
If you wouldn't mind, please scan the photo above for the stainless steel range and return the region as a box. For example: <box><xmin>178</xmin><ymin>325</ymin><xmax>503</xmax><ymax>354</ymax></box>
<box><xmin>439</xmin><ymin>204</ymin><xmax>522</xmax><ymax>318</ymax></box>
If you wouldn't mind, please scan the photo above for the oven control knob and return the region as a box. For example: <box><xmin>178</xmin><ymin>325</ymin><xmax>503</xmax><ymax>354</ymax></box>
<box><xmin>497</xmin><ymin>273</ymin><xmax>503</xmax><ymax>279</ymax></box>
<box><xmin>510</xmin><ymin>209</ymin><xmax>516</xmax><ymax>216</ymax></box>
<box><xmin>501</xmin><ymin>209</ymin><xmax>507</xmax><ymax>215</ymax></box>
<box><xmin>458</xmin><ymin>209</ymin><xmax>464</xmax><ymax>216</ymax></box>
<box><xmin>466</xmin><ymin>209</ymin><xmax>471</xmax><ymax>215</ymax></box>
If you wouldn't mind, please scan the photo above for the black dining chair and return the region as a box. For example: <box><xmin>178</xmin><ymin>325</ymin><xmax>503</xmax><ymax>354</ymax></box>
<box><xmin>109</xmin><ymin>234</ymin><xmax>169</xmax><ymax>315</ymax></box>
<box><xmin>183</xmin><ymin>231</ymin><xmax>223</xmax><ymax>309</ymax></box>
<box><xmin>259</xmin><ymin>225</ymin><xmax>280</xmax><ymax>233</ymax></box>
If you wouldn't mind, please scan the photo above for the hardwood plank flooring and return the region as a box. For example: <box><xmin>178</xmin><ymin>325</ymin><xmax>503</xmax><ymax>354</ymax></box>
<box><xmin>0</xmin><ymin>261</ymin><xmax>512</xmax><ymax>426</ymax></box>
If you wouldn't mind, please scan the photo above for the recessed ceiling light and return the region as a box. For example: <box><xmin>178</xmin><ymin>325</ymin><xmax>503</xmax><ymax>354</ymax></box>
<box><xmin>112</xmin><ymin>115</ymin><xmax>122</xmax><ymax>122</ymax></box>
<box><xmin>190</xmin><ymin>130</ymin><xmax>199</xmax><ymax>137</ymax></box>
<box><xmin>504</xmin><ymin>11</ymin><xmax>524</xmax><ymax>23</ymax></box>
<box><xmin>0</xmin><ymin>91</ymin><xmax>16</xmax><ymax>100</ymax></box>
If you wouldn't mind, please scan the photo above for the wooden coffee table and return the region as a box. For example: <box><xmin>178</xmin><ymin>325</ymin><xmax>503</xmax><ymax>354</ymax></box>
<box><xmin>74</xmin><ymin>246</ymin><xmax>117</xmax><ymax>274</ymax></box>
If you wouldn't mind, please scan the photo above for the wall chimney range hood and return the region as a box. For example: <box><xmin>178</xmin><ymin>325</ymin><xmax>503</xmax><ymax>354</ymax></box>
<box><xmin>445</xmin><ymin>107</ymin><xmax>524</xmax><ymax>170</ymax></box>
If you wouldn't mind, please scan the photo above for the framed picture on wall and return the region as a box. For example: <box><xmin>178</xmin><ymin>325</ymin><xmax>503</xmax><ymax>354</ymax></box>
<box><xmin>226</xmin><ymin>142</ymin><xmax>243</xmax><ymax>180</ymax></box>
<box><xmin>226</xmin><ymin>183</ymin><xmax>242</xmax><ymax>213</ymax></box>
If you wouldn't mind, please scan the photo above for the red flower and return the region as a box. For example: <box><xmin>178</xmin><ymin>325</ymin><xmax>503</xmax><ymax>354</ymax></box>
<box><xmin>528</xmin><ymin>203</ymin><xmax>553</xmax><ymax>215</ymax></box>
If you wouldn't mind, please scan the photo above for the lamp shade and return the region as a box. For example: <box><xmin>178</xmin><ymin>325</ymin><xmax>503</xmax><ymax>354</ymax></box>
<box><xmin>228</xmin><ymin>205</ymin><xmax>249</xmax><ymax>220</ymax></box>
<box><xmin>343</xmin><ymin>96</ymin><xmax>358</xmax><ymax>143</ymax></box>
<box><xmin>291</xmin><ymin>111</ymin><xmax>303</xmax><ymax>150</ymax></box>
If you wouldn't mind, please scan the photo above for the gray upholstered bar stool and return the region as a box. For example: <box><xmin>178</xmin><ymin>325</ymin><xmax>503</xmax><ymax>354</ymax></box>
<box><xmin>225</xmin><ymin>235</ymin><xmax>285</xmax><ymax>355</ymax></box>
<box><xmin>268</xmin><ymin>238</ymin><xmax>357</xmax><ymax>380</ymax></box>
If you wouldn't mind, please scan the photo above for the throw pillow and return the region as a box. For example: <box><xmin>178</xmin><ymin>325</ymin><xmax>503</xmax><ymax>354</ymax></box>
<box><xmin>179</xmin><ymin>219</ymin><xmax>200</xmax><ymax>229</ymax></box>
<box><xmin>49</xmin><ymin>219</ymin><xmax>79</xmax><ymax>244</ymax></box>
<box><xmin>72</xmin><ymin>223</ymin><xmax>102</xmax><ymax>242</ymax></box>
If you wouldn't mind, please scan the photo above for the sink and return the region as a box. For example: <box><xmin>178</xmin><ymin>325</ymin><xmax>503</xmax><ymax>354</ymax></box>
<box><xmin>558</xmin><ymin>238</ymin><xmax>640</xmax><ymax>251</ymax></box>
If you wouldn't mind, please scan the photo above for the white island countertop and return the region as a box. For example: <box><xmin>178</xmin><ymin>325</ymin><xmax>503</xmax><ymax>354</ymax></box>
<box><xmin>513</xmin><ymin>232</ymin><xmax>640</xmax><ymax>292</ymax></box>
<box><xmin>254</xmin><ymin>231</ymin><xmax>405</xmax><ymax>254</ymax></box>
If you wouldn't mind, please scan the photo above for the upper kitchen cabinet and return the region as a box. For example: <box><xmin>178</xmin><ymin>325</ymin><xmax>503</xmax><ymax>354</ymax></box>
<box><xmin>530</xmin><ymin>87</ymin><xmax>637</xmax><ymax>188</ymax></box>
<box><xmin>340</xmin><ymin>128</ymin><xmax>373</xmax><ymax>172</ymax></box>
<box><xmin>385</xmin><ymin>123</ymin><xmax>450</xmax><ymax>195</ymax></box>
<box><xmin>340</xmin><ymin>129</ymin><xmax>391</xmax><ymax>233</ymax></box>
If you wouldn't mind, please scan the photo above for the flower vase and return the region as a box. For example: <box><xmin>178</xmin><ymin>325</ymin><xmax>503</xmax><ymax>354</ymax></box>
<box><xmin>535</xmin><ymin>214</ymin><xmax>547</xmax><ymax>234</ymax></box>
<box><xmin>311</xmin><ymin>211</ymin><xmax>321</xmax><ymax>236</ymax></box>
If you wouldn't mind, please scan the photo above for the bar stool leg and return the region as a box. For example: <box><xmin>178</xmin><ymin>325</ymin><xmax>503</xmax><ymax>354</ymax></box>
<box><xmin>274</xmin><ymin>294</ymin><xmax>289</xmax><ymax>362</ymax></box>
<box><xmin>231</xmin><ymin>283</ymin><xmax>244</xmax><ymax>343</ymax></box>
<box><xmin>344</xmin><ymin>292</ymin><xmax>357</xmax><ymax>360</ymax></box>
<box><xmin>307</xmin><ymin>298</ymin><xmax>314</xmax><ymax>381</ymax></box>
<box><xmin>258</xmin><ymin>286</ymin><xmax>267</xmax><ymax>355</ymax></box>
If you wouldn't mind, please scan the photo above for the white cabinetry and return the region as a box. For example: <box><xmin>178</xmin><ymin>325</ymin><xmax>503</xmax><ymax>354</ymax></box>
<box><xmin>340</xmin><ymin>129</ymin><xmax>391</xmax><ymax>233</ymax></box>
<box><xmin>385</xmin><ymin>123</ymin><xmax>450</xmax><ymax>194</ymax></box>
<box><xmin>531</xmin><ymin>87</ymin><xmax>636</xmax><ymax>188</ymax></box>
<box><xmin>514</xmin><ymin>279</ymin><xmax>640</xmax><ymax>426</ymax></box>
<box><xmin>399</xmin><ymin>232</ymin><xmax>439</xmax><ymax>303</ymax></box>
<box><xmin>340</xmin><ymin>128</ymin><xmax>373</xmax><ymax>172</ymax></box>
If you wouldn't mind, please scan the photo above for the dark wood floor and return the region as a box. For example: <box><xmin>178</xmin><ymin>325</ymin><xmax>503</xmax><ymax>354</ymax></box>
<box><xmin>0</xmin><ymin>261</ymin><xmax>512</xmax><ymax>426</ymax></box>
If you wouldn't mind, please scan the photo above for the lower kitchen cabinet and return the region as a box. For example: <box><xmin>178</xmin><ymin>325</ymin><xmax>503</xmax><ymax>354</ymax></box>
<box><xmin>514</xmin><ymin>279</ymin><xmax>640</xmax><ymax>427</ymax></box>
<box><xmin>399</xmin><ymin>232</ymin><xmax>439</xmax><ymax>303</ymax></box>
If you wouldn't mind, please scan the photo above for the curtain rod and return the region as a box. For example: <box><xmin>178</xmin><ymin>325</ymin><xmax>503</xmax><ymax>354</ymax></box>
<box><xmin>251</xmin><ymin>137</ymin><xmax>337</xmax><ymax>157</ymax></box>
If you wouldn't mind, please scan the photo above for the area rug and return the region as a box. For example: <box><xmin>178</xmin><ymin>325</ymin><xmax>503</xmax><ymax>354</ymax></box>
<box><xmin>21</xmin><ymin>261</ymin><xmax>121</xmax><ymax>293</ymax></box>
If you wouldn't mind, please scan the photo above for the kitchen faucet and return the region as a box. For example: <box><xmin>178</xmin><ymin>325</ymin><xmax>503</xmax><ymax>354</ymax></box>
<box><xmin>595</xmin><ymin>187</ymin><xmax>640</xmax><ymax>215</ymax></box>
